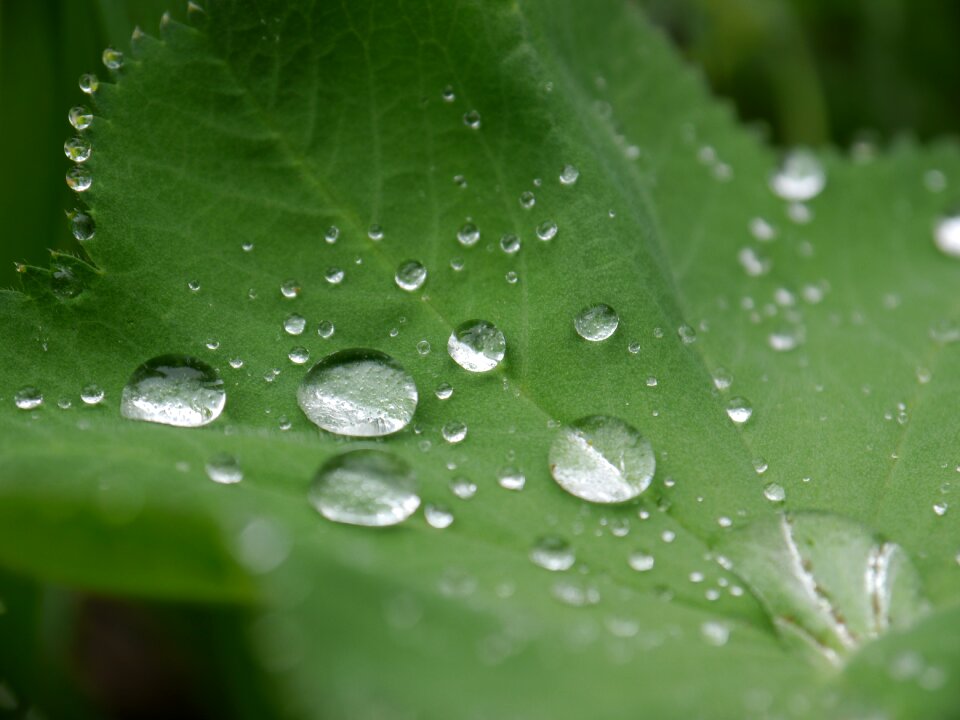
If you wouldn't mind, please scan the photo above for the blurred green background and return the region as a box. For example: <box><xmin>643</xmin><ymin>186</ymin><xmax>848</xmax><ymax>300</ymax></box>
<box><xmin>2</xmin><ymin>0</ymin><xmax>960</xmax><ymax>287</ymax></box>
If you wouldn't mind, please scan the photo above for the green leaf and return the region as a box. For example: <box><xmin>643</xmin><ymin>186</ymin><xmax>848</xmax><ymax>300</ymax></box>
<box><xmin>2</xmin><ymin>0</ymin><xmax>960</xmax><ymax>717</ymax></box>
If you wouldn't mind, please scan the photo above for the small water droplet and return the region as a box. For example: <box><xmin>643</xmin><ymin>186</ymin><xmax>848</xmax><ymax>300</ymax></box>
<box><xmin>770</xmin><ymin>149</ymin><xmax>826</xmax><ymax>202</ymax></box>
<box><xmin>677</xmin><ymin>323</ymin><xmax>697</xmax><ymax>344</ymax></box>
<box><xmin>297</xmin><ymin>349</ymin><xmax>417</xmax><ymax>437</ymax></box>
<box><xmin>64</xmin><ymin>136</ymin><xmax>91</xmax><ymax>162</ymax></box>
<box><xmin>499</xmin><ymin>234</ymin><xmax>521</xmax><ymax>254</ymax></box>
<box><xmin>627</xmin><ymin>342</ymin><xmax>641</xmax><ymax>354</ymax></box>
<box><xmin>453</xmin><ymin>174</ymin><xmax>467</xmax><ymax>188</ymax></box>
<box><xmin>505</xmin><ymin>270</ymin><xmax>518</xmax><ymax>284</ymax></box>
<box><xmin>205</xmin><ymin>453</ymin><xmax>243</xmax><ymax>484</ymax></box>
<box><xmin>457</xmin><ymin>222</ymin><xmax>480</xmax><ymax>247</ymax></box>
<box><xmin>422</xmin><ymin>503</ymin><xmax>454</xmax><ymax>529</ymax></box>
<box><xmin>933</xmin><ymin>502</ymin><xmax>948</xmax><ymax>517</ymax></box>
<box><xmin>102</xmin><ymin>47</ymin><xmax>124</xmax><ymax>70</ymax></box>
<box><xmin>14</xmin><ymin>386</ymin><xmax>42</xmax><ymax>410</ymax></box>
<box><xmin>68</xmin><ymin>106</ymin><xmax>93</xmax><ymax>131</ymax></box>
<box><xmin>768</xmin><ymin>327</ymin><xmax>803</xmax><ymax>352</ymax></box>
<box><xmin>66</xmin><ymin>166</ymin><xmax>92</xmax><ymax>192</ymax></box>
<box><xmin>448</xmin><ymin>320</ymin><xmax>506</xmax><ymax>372</ymax></box>
<box><xmin>933</xmin><ymin>214</ymin><xmax>960</xmax><ymax>258</ymax></box>
<box><xmin>725</xmin><ymin>397</ymin><xmax>753</xmax><ymax>424</ymax></box>
<box><xmin>450</xmin><ymin>257</ymin><xmax>465</xmax><ymax>271</ymax></box>
<box><xmin>441</xmin><ymin>420</ymin><xmax>467</xmax><ymax>444</ymax></box>
<box><xmin>536</xmin><ymin>220</ymin><xmax>558</xmax><ymax>241</ymax></box>
<box><xmin>78</xmin><ymin>73</ymin><xmax>99</xmax><ymax>95</ymax></box>
<box><xmin>280</xmin><ymin>279</ymin><xmax>301</xmax><ymax>299</ymax></box>
<box><xmin>628</xmin><ymin>551</ymin><xmax>655</xmax><ymax>572</ymax></box>
<box><xmin>549</xmin><ymin>415</ymin><xmax>655</xmax><ymax>503</ymax></box>
<box><xmin>324</xmin><ymin>225</ymin><xmax>340</xmax><ymax>244</ymax></box>
<box><xmin>120</xmin><ymin>355</ymin><xmax>226</xmax><ymax>427</ymax></box>
<box><xmin>763</xmin><ymin>482</ymin><xmax>786</xmax><ymax>503</ymax></box>
<box><xmin>497</xmin><ymin>467</ymin><xmax>525</xmax><ymax>491</ymax></box>
<box><xmin>519</xmin><ymin>191</ymin><xmax>536</xmax><ymax>209</ymax></box>
<box><xmin>367</xmin><ymin>224</ymin><xmax>384</xmax><ymax>241</ymax></box>
<box><xmin>310</xmin><ymin>449</ymin><xmax>419</xmax><ymax>527</ymax></box>
<box><xmin>463</xmin><ymin>110</ymin><xmax>481</xmax><ymax>129</ymax></box>
<box><xmin>435</xmin><ymin>382</ymin><xmax>453</xmax><ymax>400</ymax></box>
<box><xmin>416</xmin><ymin>339</ymin><xmax>431</xmax><ymax>356</ymax></box>
<box><xmin>552</xmin><ymin>579</ymin><xmax>599</xmax><ymax>606</ymax></box>
<box><xmin>283</xmin><ymin>314</ymin><xmax>307</xmax><ymax>336</ymax></box>
<box><xmin>288</xmin><ymin>346</ymin><xmax>310</xmax><ymax>365</ymax></box>
<box><xmin>701</xmin><ymin>621</ymin><xmax>730</xmax><ymax>647</ymax></box>
<box><xmin>450</xmin><ymin>477</ymin><xmax>477</xmax><ymax>500</ymax></box>
<box><xmin>712</xmin><ymin>367</ymin><xmax>732</xmax><ymax>390</ymax></box>
<box><xmin>574</xmin><ymin>303</ymin><xmax>619</xmax><ymax>342</ymax></box>
<box><xmin>317</xmin><ymin>320</ymin><xmax>335</xmax><ymax>339</ymax></box>
<box><xmin>395</xmin><ymin>260</ymin><xmax>427</xmax><ymax>291</ymax></box>
<box><xmin>69</xmin><ymin>209</ymin><xmax>95</xmax><ymax>241</ymax></box>
<box><xmin>325</xmin><ymin>267</ymin><xmax>344</xmax><ymax>285</ymax></box>
<box><xmin>749</xmin><ymin>217</ymin><xmax>776</xmax><ymax>241</ymax></box>
<box><xmin>241</xmin><ymin>241</ymin><xmax>254</xmax><ymax>252</ymax></box>
<box><xmin>228</xmin><ymin>357</ymin><xmax>244</xmax><ymax>369</ymax></box>
<box><xmin>530</xmin><ymin>536</ymin><xmax>575</xmax><ymax>571</ymax></box>
<box><xmin>753</xmin><ymin>457</ymin><xmax>768</xmax><ymax>474</ymax></box>
<box><xmin>204</xmin><ymin>338</ymin><xmax>220</xmax><ymax>351</ymax></box>
<box><xmin>80</xmin><ymin>383</ymin><xmax>104</xmax><ymax>405</ymax></box>
<box><xmin>559</xmin><ymin>164</ymin><xmax>580</xmax><ymax>185</ymax></box>
<box><xmin>441</xmin><ymin>85</ymin><xmax>455</xmax><ymax>102</ymax></box>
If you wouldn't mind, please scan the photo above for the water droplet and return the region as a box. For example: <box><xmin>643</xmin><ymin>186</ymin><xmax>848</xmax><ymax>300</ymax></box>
<box><xmin>447</xmin><ymin>320</ymin><xmax>506</xmax><ymax>372</ymax></box>
<box><xmin>712</xmin><ymin>367</ymin><xmax>732</xmax><ymax>390</ymax></box>
<box><xmin>552</xmin><ymin>579</ymin><xmax>599</xmax><ymax>607</ymax></box>
<box><xmin>768</xmin><ymin>328</ymin><xmax>803</xmax><ymax>352</ymax></box>
<box><xmin>80</xmin><ymin>383</ymin><xmax>104</xmax><ymax>405</ymax></box>
<box><xmin>753</xmin><ymin>457</ymin><xmax>769</xmax><ymax>474</ymax></box>
<box><xmin>297</xmin><ymin>349</ymin><xmax>417</xmax><ymax>437</ymax></box>
<box><xmin>64</xmin><ymin>136</ymin><xmax>91</xmax><ymax>162</ymax></box>
<box><xmin>770</xmin><ymin>149</ymin><xmax>826</xmax><ymax>202</ymax></box>
<box><xmin>457</xmin><ymin>222</ymin><xmax>480</xmax><ymax>247</ymax></box>
<box><xmin>280</xmin><ymin>279</ymin><xmax>300</xmax><ymax>298</ymax></box>
<box><xmin>627</xmin><ymin>342</ymin><xmax>641</xmax><ymax>354</ymax></box>
<box><xmin>324</xmin><ymin>225</ymin><xmax>340</xmax><ymax>244</ymax></box>
<box><xmin>120</xmin><ymin>355</ymin><xmax>225</xmax><ymax>427</ymax></box>
<box><xmin>288</xmin><ymin>346</ymin><xmax>310</xmax><ymax>365</ymax></box>
<box><xmin>933</xmin><ymin>502</ymin><xmax>948</xmax><ymax>517</ymax></box>
<box><xmin>677</xmin><ymin>323</ymin><xmax>697</xmax><ymax>344</ymax></box>
<box><xmin>441</xmin><ymin>85</ymin><xmax>455</xmax><ymax>102</ymax></box>
<box><xmin>450</xmin><ymin>477</ymin><xmax>477</xmax><ymax>500</ymax></box>
<box><xmin>628</xmin><ymin>551</ymin><xmax>655</xmax><ymax>572</ymax></box>
<box><xmin>433</xmin><ymin>382</ymin><xmax>454</xmax><ymax>401</ymax></box>
<box><xmin>424</xmin><ymin>503</ymin><xmax>454</xmax><ymax>529</ymax></box>
<box><xmin>497</xmin><ymin>467</ymin><xmax>525</xmax><ymax>491</ymax></box>
<box><xmin>725</xmin><ymin>397</ymin><xmax>753</xmax><ymax>424</ymax></box>
<box><xmin>505</xmin><ymin>270</ymin><xmax>519</xmax><ymax>285</ymax></box>
<box><xmin>536</xmin><ymin>220</ymin><xmax>558</xmax><ymax>241</ymax></box>
<box><xmin>204</xmin><ymin>338</ymin><xmax>220</xmax><ymax>351</ymax></box>
<box><xmin>559</xmin><ymin>164</ymin><xmax>580</xmax><ymax>185</ymax></box>
<box><xmin>499</xmin><ymin>234</ymin><xmax>521</xmax><ymax>254</ymax></box>
<box><xmin>441</xmin><ymin>420</ymin><xmax>468</xmax><ymax>444</ymax></box>
<box><xmin>66</xmin><ymin>166</ymin><xmax>92</xmax><ymax>192</ymax></box>
<box><xmin>102</xmin><ymin>47</ymin><xmax>124</xmax><ymax>70</ymax></box>
<box><xmin>14</xmin><ymin>386</ymin><xmax>42</xmax><ymax>410</ymax></box>
<box><xmin>283</xmin><ymin>314</ymin><xmax>306</xmax><ymax>336</ymax></box>
<box><xmin>68</xmin><ymin>209</ymin><xmax>95</xmax><ymax>241</ymax></box>
<box><xmin>754</xmin><ymin>479</ymin><xmax>785</xmax><ymax>504</ymax></box>
<box><xmin>453</xmin><ymin>174</ymin><xmax>467</xmax><ymax>188</ymax></box>
<box><xmin>933</xmin><ymin>214</ymin><xmax>960</xmax><ymax>258</ymax></box>
<box><xmin>530</xmin><ymin>536</ymin><xmax>575</xmax><ymax>571</ymax></box>
<box><xmin>324</xmin><ymin>267</ymin><xmax>344</xmax><ymax>285</ymax></box>
<box><xmin>68</xmin><ymin>106</ymin><xmax>93</xmax><ymax>131</ymax></box>
<box><xmin>205</xmin><ymin>453</ymin><xmax>243</xmax><ymax>484</ymax></box>
<box><xmin>574</xmin><ymin>303</ymin><xmax>619</xmax><ymax>342</ymax></box>
<box><xmin>416</xmin><ymin>340</ymin><xmax>431</xmax><ymax>356</ymax></box>
<box><xmin>241</xmin><ymin>241</ymin><xmax>254</xmax><ymax>252</ymax></box>
<box><xmin>317</xmin><ymin>320</ymin><xmax>335</xmax><ymax>339</ymax></box>
<box><xmin>463</xmin><ymin>110</ymin><xmax>481</xmax><ymax>129</ymax></box>
<box><xmin>749</xmin><ymin>217</ymin><xmax>776</xmax><ymax>241</ymax></box>
<box><xmin>450</xmin><ymin>257</ymin><xmax>465</xmax><ymax>271</ymax></box>
<box><xmin>309</xmin><ymin>449</ymin><xmax>419</xmax><ymax>527</ymax></box>
<box><xmin>549</xmin><ymin>415</ymin><xmax>655</xmax><ymax>503</ymax></box>
<box><xmin>395</xmin><ymin>260</ymin><xmax>427</xmax><ymax>291</ymax></box>
<box><xmin>78</xmin><ymin>73</ymin><xmax>99</xmax><ymax>95</ymax></box>
<box><xmin>228</xmin><ymin>357</ymin><xmax>244</xmax><ymax>369</ymax></box>
<box><xmin>366</xmin><ymin>224</ymin><xmax>384</xmax><ymax>242</ymax></box>
<box><xmin>701</xmin><ymin>621</ymin><xmax>730</xmax><ymax>647</ymax></box>
<box><xmin>519</xmin><ymin>191</ymin><xmax>536</xmax><ymax>209</ymax></box>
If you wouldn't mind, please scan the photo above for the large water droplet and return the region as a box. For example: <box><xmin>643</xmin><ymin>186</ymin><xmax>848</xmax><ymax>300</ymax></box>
<box><xmin>309</xmin><ymin>449</ymin><xmax>420</xmax><ymax>527</ymax></box>
<box><xmin>297</xmin><ymin>349</ymin><xmax>417</xmax><ymax>437</ymax></box>
<box><xmin>457</xmin><ymin>222</ymin><xmax>480</xmax><ymax>247</ymax></box>
<box><xmin>68</xmin><ymin>106</ymin><xmax>93</xmax><ymax>131</ymax></box>
<box><xmin>65</xmin><ymin>167</ymin><xmax>92</xmax><ymax>192</ymax></box>
<box><xmin>536</xmin><ymin>220</ymin><xmax>558</xmax><ymax>241</ymax></box>
<box><xmin>574</xmin><ymin>303</ymin><xmax>618</xmax><ymax>342</ymax></box>
<box><xmin>395</xmin><ymin>260</ymin><xmax>427</xmax><ymax>291</ymax></box>
<box><xmin>424</xmin><ymin>503</ymin><xmax>454</xmax><ymax>529</ymax></box>
<box><xmin>206</xmin><ymin>453</ymin><xmax>243</xmax><ymax>484</ymax></box>
<box><xmin>549</xmin><ymin>415</ymin><xmax>655</xmax><ymax>503</ymax></box>
<box><xmin>725</xmin><ymin>397</ymin><xmax>753</xmax><ymax>424</ymax></box>
<box><xmin>14</xmin><ymin>386</ymin><xmax>43</xmax><ymax>410</ymax></box>
<box><xmin>283</xmin><ymin>313</ymin><xmax>306</xmax><ymax>336</ymax></box>
<box><xmin>447</xmin><ymin>320</ymin><xmax>506</xmax><ymax>372</ymax></box>
<box><xmin>770</xmin><ymin>149</ymin><xmax>826</xmax><ymax>202</ymax></box>
<box><xmin>64</xmin><ymin>136</ymin><xmax>91</xmax><ymax>162</ymax></box>
<box><xmin>120</xmin><ymin>355</ymin><xmax>226</xmax><ymax>427</ymax></box>
<box><xmin>80</xmin><ymin>383</ymin><xmax>105</xmax><ymax>405</ymax></box>
<box><xmin>933</xmin><ymin>214</ymin><xmax>960</xmax><ymax>258</ymax></box>
<box><xmin>530</xmin><ymin>536</ymin><xmax>575</xmax><ymax>571</ymax></box>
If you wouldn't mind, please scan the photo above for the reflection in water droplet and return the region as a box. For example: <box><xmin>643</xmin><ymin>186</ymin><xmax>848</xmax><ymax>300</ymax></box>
<box><xmin>764</xmin><ymin>483</ymin><xmax>786</xmax><ymax>503</ymax></box>
<box><xmin>549</xmin><ymin>415</ymin><xmax>655</xmax><ymax>503</ymax></box>
<box><xmin>933</xmin><ymin>502</ymin><xmax>948</xmax><ymax>517</ymax></box>
<box><xmin>324</xmin><ymin>225</ymin><xmax>340</xmax><ymax>244</ymax></box>
<box><xmin>68</xmin><ymin>106</ymin><xmax>93</xmax><ymax>131</ymax></box>
<box><xmin>102</xmin><ymin>47</ymin><xmax>124</xmax><ymax>70</ymax></box>
<box><xmin>725</xmin><ymin>397</ymin><xmax>753</xmax><ymax>424</ymax></box>
<box><xmin>79</xmin><ymin>73</ymin><xmax>99</xmax><ymax>95</ymax></box>
<box><xmin>325</xmin><ymin>267</ymin><xmax>344</xmax><ymax>285</ymax></box>
<box><xmin>441</xmin><ymin>420</ymin><xmax>468</xmax><ymax>444</ymax></box>
<box><xmin>933</xmin><ymin>214</ymin><xmax>960</xmax><ymax>258</ymax></box>
<box><xmin>537</xmin><ymin>220</ymin><xmax>558</xmax><ymax>241</ymax></box>
<box><xmin>280</xmin><ymin>280</ymin><xmax>301</xmax><ymax>299</ymax></box>
<box><xmin>309</xmin><ymin>449</ymin><xmax>419</xmax><ymax>527</ymax></box>
<box><xmin>317</xmin><ymin>320</ymin><xmax>335</xmax><ymax>339</ymax></box>
<box><xmin>395</xmin><ymin>260</ymin><xmax>427</xmax><ymax>291</ymax></box>
<box><xmin>416</xmin><ymin>340</ymin><xmax>431</xmax><ymax>356</ymax></box>
<box><xmin>457</xmin><ymin>222</ymin><xmax>480</xmax><ymax>247</ymax></box>
<box><xmin>120</xmin><ymin>355</ymin><xmax>225</xmax><ymax>427</ymax></box>
<box><xmin>288</xmin><ymin>346</ymin><xmax>310</xmax><ymax>365</ymax></box>
<box><xmin>283</xmin><ymin>314</ymin><xmax>306</xmax><ymax>336</ymax></box>
<box><xmin>80</xmin><ymin>384</ymin><xmax>104</xmax><ymax>405</ymax></box>
<box><xmin>297</xmin><ymin>349</ymin><xmax>417</xmax><ymax>437</ymax></box>
<box><xmin>497</xmin><ymin>467</ymin><xmax>525</xmax><ymax>491</ymax></box>
<box><xmin>701</xmin><ymin>621</ymin><xmax>730</xmax><ymax>647</ymax></box>
<box><xmin>435</xmin><ymin>382</ymin><xmax>453</xmax><ymax>400</ymax></box>
<box><xmin>574</xmin><ymin>304</ymin><xmax>618</xmax><ymax>342</ymax></box>
<box><xmin>64</xmin><ymin>136</ymin><xmax>91</xmax><ymax>162</ymax></box>
<box><xmin>14</xmin><ymin>386</ymin><xmax>43</xmax><ymax>410</ymax></box>
<box><xmin>424</xmin><ymin>503</ymin><xmax>454</xmax><ymax>529</ymax></box>
<box><xmin>463</xmin><ymin>110</ymin><xmax>481</xmax><ymax>129</ymax></box>
<box><xmin>205</xmin><ymin>453</ymin><xmax>243</xmax><ymax>484</ymax></box>
<box><xmin>713</xmin><ymin>367</ymin><xmax>732</xmax><ymax>390</ymax></box>
<box><xmin>448</xmin><ymin>320</ymin><xmax>506</xmax><ymax>372</ymax></box>
<box><xmin>499</xmin><ymin>234</ymin><xmax>521</xmax><ymax>254</ymax></box>
<box><xmin>450</xmin><ymin>477</ymin><xmax>477</xmax><ymax>500</ymax></box>
<box><xmin>770</xmin><ymin>149</ymin><xmax>826</xmax><ymax>202</ymax></box>
<box><xmin>628</xmin><ymin>551</ymin><xmax>655</xmax><ymax>572</ymax></box>
<box><xmin>69</xmin><ymin>209</ymin><xmax>95</xmax><ymax>241</ymax></box>
<box><xmin>367</xmin><ymin>224</ymin><xmax>384</xmax><ymax>241</ymax></box>
<box><xmin>530</xmin><ymin>536</ymin><xmax>575</xmax><ymax>571</ymax></box>
<box><xmin>66</xmin><ymin>167</ymin><xmax>92</xmax><ymax>192</ymax></box>
<box><xmin>559</xmin><ymin>164</ymin><xmax>580</xmax><ymax>185</ymax></box>
<box><xmin>519</xmin><ymin>191</ymin><xmax>536</xmax><ymax>209</ymax></box>
<box><xmin>677</xmin><ymin>324</ymin><xmax>697</xmax><ymax>344</ymax></box>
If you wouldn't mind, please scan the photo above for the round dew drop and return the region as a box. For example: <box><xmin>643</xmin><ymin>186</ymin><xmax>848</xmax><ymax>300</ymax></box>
<box><xmin>395</xmin><ymin>259</ymin><xmax>427</xmax><ymax>291</ymax></box>
<box><xmin>102</xmin><ymin>47</ymin><xmax>124</xmax><ymax>70</ymax></box>
<box><xmin>497</xmin><ymin>467</ymin><xmax>526</xmax><ymax>491</ymax></box>
<box><xmin>68</xmin><ymin>106</ymin><xmax>93</xmax><ymax>131</ymax></box>
<box><xmin>763</xmin><ymin>482</ymin><xmax>786</xmax><ymax>503</ymax></box>
<box><xmin>463</xmin><ymin>110</ymin><xmax>481</xmax><ymax>129</ymax></box>
<box><xmin>66</xmin><ymin>167</ymin><xmax>92</xmax><ymax>192</ymax></box>
<box><xmin>280</xmin><ymin>279</ymin><xmax>301</xmax><ymax>298</ymax></box>
<box><xmin>297</xmin><ymin>348</ymin><xmax>417</xmax><ymax>437</ymax></box>
<box><xmin>80</xmin><ymin>383</ymin><xmax>104</xmax><ymax>405</ymax></box>
<box><xmin>933</xmin><ymin>214</ymin><xmax>960</xmax><ymax>258</ymax></box>
<box><xmin>78</xmin><ymin>73</ymin><xmax>99</xmax><ymax>95</ymax></box>
<box><xmin>559</xmin><ymin>164</ymin><xmax>580</xmax><ymax>185</ymax></box>
<box><xmin>499</xmin><ymin>234</ymin><xmax>521</xmax><ymax>254</ymax></box>
<box><xmin>309</xmin><ymin>449</ymin><xmax>420</xmax><ymax>527</ymax></box>
<box><xmin>120</xmin><ymin>354</ymin><xmax>226</xmax><ymax>428</ymax></box>
<box><xmin>530</xmin><ymin>536</ymin><xmax>575</xmax><ymax>571</ymax></box>
<box><xmin>288</xmin><ymin>346</ymin><xmax>310</xmax><ymax>365</ymax></box>
<box><xmin>283</xmin><ymin>313</ymin><xmax>307</xmax><ymax>336</ymax></box>
<box><xmin>457</xmin><ymin>222</ymin><xmax>480</xmax><ymax>247</ymax></box>
<box><xmin>447</xmin><ymin>320</ymin><xmax>506</xmax><ymax>372</ymax></box>
<box><xmin>519</xmin><ymin>191</ymin><xmax>536</xmax><ymax>209</ymax></box>
<box><xmin>435</xmin><ymin>382</ymin><xmax>453</xmax><ymax>400</ymax></box>
<box><xmin>574</xmin><ymin>303</ymin><xmax>619</xmax><ymax>342</ymax></box>
<box><xmin>450</xmin><ymin>477</ymin><xmax>476</xmax><ymax>499</ymax></box>
<box><xmin>441</xmin><ymin>420</ymin><xmax>467</xmax><ymax>444</ymax></box>
<box><xmin>317</xmin><ymin>320</ymin><xmax>335</xmax><ymax>338</ymax></box>
<box><xmin>549</xmin><ymin>415</ymin><xmax>655</xmax><ymax>503</ymax></box>
<box><xmin>205</xmin><ymin>453</ymin><xmax>243</xmax><ymax>484</ymax></box>
<box><xmin>628</xmin><ymin>551</ymin><xmax>655</xmax><ymax>572</ymax></box>
<box><xmin>536</xmin><ymin>220</ymin><xmax>558</xmax><ymax>241</ymax></box>
<box><xmin>725</xmin><ymin>397</ymin><xmax>753</xmax><ymax>424</ymax></box>
<box><xmin>64</xmin><ymin>136</ymin><xmax>91</xmax><ymax>162</ymax></box>
<box><xmin>325</xmin><ymin>267</ymin><xmax>344</xmax><ymax>285</ymax></box>
<box><xmin>69</xmin><ymin>210</ymin><xmax>95</xmax><ymax>241</ymax></box>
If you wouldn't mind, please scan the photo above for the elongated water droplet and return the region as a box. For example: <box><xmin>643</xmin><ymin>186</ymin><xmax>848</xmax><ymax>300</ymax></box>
<box><xmin>80</xmin><ymin>383</ymin><xmax>104</xmax><ymax>405</ymax></box>
<box><xmin>68</xmin><ymin>106</ymin><xmax>93</xmax><ymax>131</ymax></box>
<box><xmin>206</xmin><ymin>453</ymin><xmax>243</xmax><ymax>484</ymax></box>
<box><xmin>297</xmin><ymin>349</ymin><xmax>417</xmax><ymax>437</ymax></box>
<box><xmin>559</xmin><ymin>164</ymin><xmax>580</xmax><ymax>185</ymax></box>
<box><xmin>536</xmin><ymin>220</ymin><xmax>558</xmax><ymax>241</ymax></box>
<box><xmin>14</xmin><ymin>386</ymin><xmax>42</xmax><ymax>410</ymax></box>
<box><xmin>395</xmin><ymin>260</ymin><xmax>427</xmax><ymax>291</ymax></box>
<box><xmin>549</xmin><ymin>415</ymin><xmax>655</xmax><ymax>503</ymax></box>
<box><xmin>309</xmin><ymin>449</ymin><xmax>419</xmax><ymax>527</ymax></box>
<box><xmin>66</xmin><ymin>167</ymin><xmax>92</xmax><ymax>192</ymax></box>
<box><xmin>770</xmin><ymin>149</ymin><xmax>826</xmax><ymax>202</ymax></box>
<box><xmin>68</xmin><ymin>209</ymin><xmax>95</xmax><ymax>241</ymax></box>
<box><xmin>726</xmin><ymin>397</ymin><xmax>753</xmax><ymax>424</ymax></box>
<box><xmin>64</xmin><ymin>136</ymin><xmax>91</xmax><ymax>162</ymax></box>
<box><xmin>530</xmin><ymin>536</ymin><xmax>575</xmax><ymax>571</ymax></box>
<box><xmin>457</xmin><ymin>222</ymin><xmax>480</xmax><ymax>247</ymax></box>
<box><xmin>574</xmin><ymin>303</ymin><xmax>618</xmax><ymax>342</ymax></box>
<box><xmin>933</xmin><ymin>214</ymin><xmax>960</xmax><ymax>258</ymax></box>
<box><xmin>441</xmin><ymin>420</ymin><xmax>467</xmax><ymax>444</ymax></box>
<box><xmin>120</xmin><ymin>355</ymin><xmax>225</xmax><ymax>427</ymax></box>
<box><xmin>78</xmin><ymin>73</ymin><xmax>99</xmax><ymax>95</ymax></box>
<box><xmin>424</xmin><ymin>503</ymin><xmax>454</xmax><ymax>529</ymax></box>
<box><xmin>448</xmin><ymin>320</ymin><xmax>506</xmax><ymax>372</ymax></box>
